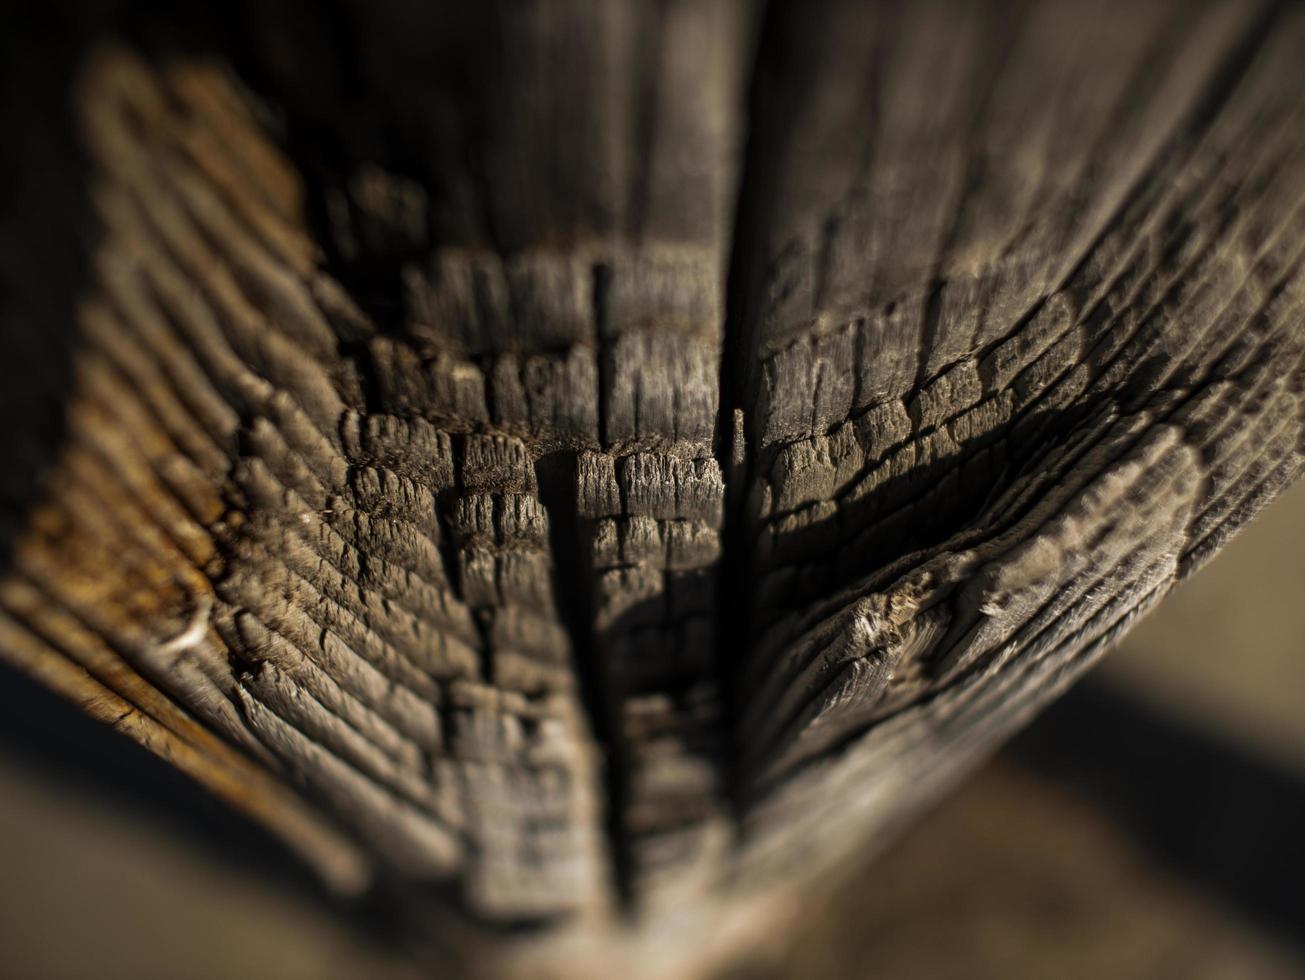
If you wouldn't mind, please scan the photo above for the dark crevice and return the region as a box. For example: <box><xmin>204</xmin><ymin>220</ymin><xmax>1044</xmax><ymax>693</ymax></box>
<box><xmin>533</xmin><ymin>451</ymin><xmax>635</xmax><ymax>913</ymax></box>
<box><xmin>582</xmin><ymin>258</ymin><xmax>637</xmax><ymax>908</ymax></box>
<box><xmin>592</xmin><ymin>263</ymin><xmax>614</xmax><ymax>450</ymax></box>
<box><xmin>711</xmin><ymin>0</ymin><xmax>781</xmax><ymax>838</ymax></box>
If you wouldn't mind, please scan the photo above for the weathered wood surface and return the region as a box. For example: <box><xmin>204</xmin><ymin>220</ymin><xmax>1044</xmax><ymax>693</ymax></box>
<box><xmin>3</xmin><ymin>0</ymin><xmax>1305</xmax><ymax>974</ymax></box>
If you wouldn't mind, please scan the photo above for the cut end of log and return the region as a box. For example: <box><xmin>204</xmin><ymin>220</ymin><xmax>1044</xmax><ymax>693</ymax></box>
<box><xmin>2</xmin><ymin>1</ymin><xmax>1304</xmax><ymax>970</ymax></box>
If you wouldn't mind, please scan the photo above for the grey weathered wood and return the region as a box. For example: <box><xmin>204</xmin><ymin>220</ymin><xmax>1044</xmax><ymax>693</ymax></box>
<box><xmin>2</xmin><ymin>0</ymin><xmax>1304</xmax><ymax>974</ymax></box>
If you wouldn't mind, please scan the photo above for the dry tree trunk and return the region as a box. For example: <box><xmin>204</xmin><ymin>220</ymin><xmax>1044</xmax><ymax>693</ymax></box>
<box><xmin>3</xmin><ymin>1</ymin><xmax>1304</xmax><ymax>975</ymax></box>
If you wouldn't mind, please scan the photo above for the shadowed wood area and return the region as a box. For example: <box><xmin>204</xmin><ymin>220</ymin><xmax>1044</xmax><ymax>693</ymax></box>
<box><xmin>2</xmin><ymin>1</ymin><xmax>1304</xmax><ymax>975</ymax></box>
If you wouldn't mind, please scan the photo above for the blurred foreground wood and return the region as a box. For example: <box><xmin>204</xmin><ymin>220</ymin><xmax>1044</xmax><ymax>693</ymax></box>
<box><xmin>3</xmin><ymin>2</ymin><xmax>1304</xmax><ymax>975</ymax></box>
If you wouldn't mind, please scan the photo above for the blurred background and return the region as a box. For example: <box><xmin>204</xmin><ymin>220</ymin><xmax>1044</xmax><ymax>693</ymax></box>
<box><xmin>1</xmin><ymin>482</ymin><xmax>1302</xmax><ymax>979</ymax></box>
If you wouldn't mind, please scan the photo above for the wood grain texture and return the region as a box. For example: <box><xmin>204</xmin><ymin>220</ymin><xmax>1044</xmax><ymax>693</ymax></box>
<box><xmin>2</xmin><ymin>0</ymin><xmax>1304</xmax><ymax>973</ymax></box>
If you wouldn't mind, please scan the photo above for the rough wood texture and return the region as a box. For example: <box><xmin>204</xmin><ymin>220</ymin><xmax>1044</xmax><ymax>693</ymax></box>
<box><xmin>3</xmin><ymin>0</ymin><xmax>1305</xmax><ymax>974</ymax></box>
